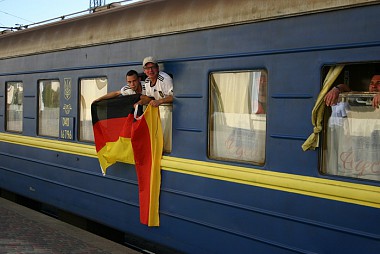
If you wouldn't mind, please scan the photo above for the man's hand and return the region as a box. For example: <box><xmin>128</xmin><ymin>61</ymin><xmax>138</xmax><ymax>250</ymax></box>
<box><xmin>324</xmin><ymin>87</ymin><xmax>340</xmax><ymax>106</ymax></box>
<box><xmin>149</xmin><ymin>99</ymin><xmax>161</xmax><ymax>107</ymax></box>
<box><xmin>372</xmin><ymin>93</ymin><xmax>380</xmax><ymax>108</ymax></box>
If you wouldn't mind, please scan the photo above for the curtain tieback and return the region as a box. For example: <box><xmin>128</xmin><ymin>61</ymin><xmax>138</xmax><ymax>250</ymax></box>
<box><xmin>313</xmin><ymin>126</ymin><xmax>322</xmax><ymax>133</ymax></box>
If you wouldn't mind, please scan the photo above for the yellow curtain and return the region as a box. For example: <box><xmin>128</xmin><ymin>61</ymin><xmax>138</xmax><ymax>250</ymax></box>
<box><xmin>302</xmin><ymin>65</ymin><xmax>344</xmax><ymax>151</ymax></box>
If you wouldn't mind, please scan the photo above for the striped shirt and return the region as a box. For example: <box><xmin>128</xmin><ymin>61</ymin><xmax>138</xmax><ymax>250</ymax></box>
<box><xmin>143</xmin><ymin>71</ymin><xmax>173</xmax><ymax>100</ymax></box>
<box><xmin>120</xmin><ymin>81</ymin><xmax>145</xmax><ymax>96</ymax></box>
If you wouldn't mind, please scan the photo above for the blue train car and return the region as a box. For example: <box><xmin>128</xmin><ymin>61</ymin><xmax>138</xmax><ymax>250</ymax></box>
<box><xmin>0</xmin><ymin>0</ymin><xmax>379</xmax><ymax>253</ymax></box>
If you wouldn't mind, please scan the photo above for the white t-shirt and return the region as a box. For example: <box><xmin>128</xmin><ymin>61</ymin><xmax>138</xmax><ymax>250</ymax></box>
<box><xmin>143</xmin><ymin>71</ymin><xmax>173</xmax><ymax>100</ymax></box>
<box><xmin>120</xmin><ymin>81</ymin><xmax>145</xmax><ymax>96</ymax></box>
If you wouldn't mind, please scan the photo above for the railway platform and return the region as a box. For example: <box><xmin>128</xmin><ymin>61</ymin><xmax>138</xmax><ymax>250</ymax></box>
<box><xmin>0</xmin><ymin>197</ymin><xmax>141</xmax><ymax>254</ymax></box>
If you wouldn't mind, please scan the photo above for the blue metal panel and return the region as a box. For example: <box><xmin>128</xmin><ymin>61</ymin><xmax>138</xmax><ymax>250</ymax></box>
<box><xmin>1</xmin><ymin>3</ymin><xmax>380</xmax><ymax>254</ymax></box>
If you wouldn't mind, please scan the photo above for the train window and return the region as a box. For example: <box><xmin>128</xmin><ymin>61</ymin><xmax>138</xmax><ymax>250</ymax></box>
<box><xmin>6</xmin><ymin>82</ymin><xmax>23</xmax><ymax>133</ymax></box>
<box><xmin>322</xmin><ymin>63</ymin><xmax>380</xmax><ymax>181</ymax></box>
<box><xmin>209</xmin><ymin>70</ymin><xmax>267</xmax><ymax>164</ymax></box>
<box><xmin>79</xmin><ymin>77</ymin><xmax>108</xmax><ymax>142</ymax></box>
<box><xmin>38</xmin><ymin>80</ymin><xmax>60</xmax><ymax>137</ymax></box>
<box><xmin>159</xmin><ymin>104</ymin><xmax>172</xmax><ymax>153</ymax></box>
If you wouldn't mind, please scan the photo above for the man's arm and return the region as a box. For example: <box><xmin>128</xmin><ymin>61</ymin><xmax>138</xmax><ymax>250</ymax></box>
<box><xmin>149</xmin><ymin>95</ymin><xmax>173</xmax><ymax>107</ymax></box>
<box><xmin>324</xmin><ymin>83</ymin><xmax>351</xmax><ymax>106</ymax></box>
<box><xmin>137</xmin><ymin>95</ymin><xmax>154</xmax><ymax>106</ymax></box>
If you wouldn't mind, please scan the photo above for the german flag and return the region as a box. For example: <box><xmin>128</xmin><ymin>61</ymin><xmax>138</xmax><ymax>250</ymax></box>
<box><xmin>91</xmin><ymin>94</ymin><xmax>163</xmax><ymax>226</ymax></box>
<box><xmin>91</xmin><ymin>94</ymin><xmax>141</xmax><ymax>173</ymax></box>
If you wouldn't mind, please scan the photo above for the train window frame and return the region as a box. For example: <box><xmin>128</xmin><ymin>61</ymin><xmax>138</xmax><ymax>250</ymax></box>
<box><xmin>79</xmin><ymin>77</ymin><xmax>108</xmax><ymax>142</ymax></box>
<box><xmin>321</xmin><ymin>63</ymin><xmax>380</xmax><ymax>182</ymax></box>
<box><xmin>5</xmin><ymin>81</ymin><xmax>23</xmax><ymax>133</ymax></box>
<box><xmin>208</xmin><ymin>69</ymin><xmax>267</xmax><ymax>165</ymax></box>
<box><xmin>38</xmin><ymin>79</ymin><xmax>60</xmax><ymax>138</ymax></box>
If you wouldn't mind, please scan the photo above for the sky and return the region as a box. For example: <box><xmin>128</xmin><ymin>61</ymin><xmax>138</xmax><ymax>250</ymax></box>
<box><xmin>0</xmin><ymin>0</ymin><xmax>143</xmax><ymax>29</ymax></box>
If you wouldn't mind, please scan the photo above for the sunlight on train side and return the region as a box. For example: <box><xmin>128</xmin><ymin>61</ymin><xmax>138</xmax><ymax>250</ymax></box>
<box><xmin>6</xmin><ymin>82</ymin><xmax>23</xmax><ymax>133</ymax></box>
<box><xmin>209</xmin><ymin>70</ymin><xmax>267</xmax><ymax>164</ymax></box>
<box><xmin>80</xmin><ymin>77</ymin><xmax>108</xmax><ymax>142</ymax></box>
<box><xmin>38</xmin><ymin>80</ymin><xmax>60</xmax><ymax>137</ymax></box>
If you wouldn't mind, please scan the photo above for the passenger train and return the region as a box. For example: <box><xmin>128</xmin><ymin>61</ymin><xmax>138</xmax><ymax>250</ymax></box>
<box><xmin>0</xmin><ymin>0</ymin><xmax>379</xmax><ymax>253</ymax></box>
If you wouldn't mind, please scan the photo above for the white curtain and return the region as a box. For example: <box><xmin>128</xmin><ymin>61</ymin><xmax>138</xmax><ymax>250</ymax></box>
<box><xmin>210</xmin><ymin>71</ymin><xmax>266</xmax><ymax>164</ymax></box>
<box><xmin>325</xmin><ymin>105</ymin><xmax>380</xmax><ymax>181</ymax></box>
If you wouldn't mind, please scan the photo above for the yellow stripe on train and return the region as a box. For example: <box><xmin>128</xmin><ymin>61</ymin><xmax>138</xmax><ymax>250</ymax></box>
<box><xmin>1</xmin><ymin>133</ymin><xmax>379</xmax><ymax>209</ymax></box>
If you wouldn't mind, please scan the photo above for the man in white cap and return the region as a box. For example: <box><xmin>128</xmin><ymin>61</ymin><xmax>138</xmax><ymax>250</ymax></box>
<box><xmin>138</xmin><ymin>56</ymin><xmax>174</xmax><ymax>107</ymax></box>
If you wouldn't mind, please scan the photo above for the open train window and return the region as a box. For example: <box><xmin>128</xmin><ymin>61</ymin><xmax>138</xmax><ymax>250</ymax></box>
<box><xmin>208</xmin><ymin>70</ymin><xmax>267</xmax><ymax>165</ymax></box>
<box><xmin>6</xmin><ymin>81</ymin><xmax>23</xmax><ymax>133</ymax></box>
<box><xmin>159</xmin><ymin>103</ymin><xmax>172</xmax><ymax>153</ymax></box>
<box><xmin>321</xmin><ymin>63</ymin><xmax>380</xmax><ymax>181</ymax></box>
<box><xmin>38</xmin><ymin>80</ymin><xmax>60</xmax><ymax>137</ymax></box>
<box><xmin>79</xmin><ymin>77</ymin><xmax>108</xmax><ymax>142</ymax></box>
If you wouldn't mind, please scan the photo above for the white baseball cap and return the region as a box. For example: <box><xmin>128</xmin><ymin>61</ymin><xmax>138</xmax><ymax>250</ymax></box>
<box><xmin>143</xmin><ymin>56</ymin><xmax>157</xmax><ymax>67</ymax></box>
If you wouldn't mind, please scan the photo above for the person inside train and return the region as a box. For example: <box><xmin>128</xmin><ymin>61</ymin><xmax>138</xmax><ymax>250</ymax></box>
<box><xmin>254</xmin><ymin>72</ymin><xmax>267</xmax><ymax>114</ymax></box>
<box><xmin>137</xmin><ymin>56</ymin><xmax>174</xmax><ymax>107</ymax></box>
<box><xmin>93</xmin><ymin>69</ymin><xmax>144</xmax><ymax>102</ymax></box>
<box><xmin>324</xmin><ymin>74</ymin><xmax>380</xmax><ymax>108</ymax></box>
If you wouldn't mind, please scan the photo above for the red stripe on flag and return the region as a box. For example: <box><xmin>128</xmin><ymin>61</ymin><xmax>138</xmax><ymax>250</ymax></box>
<box><xmin>131</xmin><ymin>114</ymin><xmax>152</xmax><ymax>225</ymax></box>
<box><xmin>93</xmin><ymin>115</ymin><xmax>134</xmax><ymax>152</ymax></box>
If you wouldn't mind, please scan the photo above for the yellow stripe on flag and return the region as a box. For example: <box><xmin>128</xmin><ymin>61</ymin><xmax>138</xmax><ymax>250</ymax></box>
<box><xmin>97</xmin><ymin>137</ymin><xmax>135</xmax><ymax>175</ymax></box>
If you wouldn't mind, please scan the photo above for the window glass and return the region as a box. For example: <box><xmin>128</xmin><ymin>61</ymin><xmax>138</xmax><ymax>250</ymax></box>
<box><xmin>80</xmin><ymin>77</ymin><xmax>107</xmax><ymax>142</ymax></box>
<box><xmin>322</xmin><ymin>63</ymin><xmax>380</xmax><ymax>181</ymax></box>
<box><xmin>38</xmin><ymin>80</ymin><xmax>60</xmax><ymax>137</ymax></box>
<box><xmin>6</xmin><ymin>82</ymin><xmax>23</xmax><ymax>133</ymax></box>
<box><xmin>209</xmin><ymin>70</ymin><xmax>267</xmax><ymax>164</ymax></box>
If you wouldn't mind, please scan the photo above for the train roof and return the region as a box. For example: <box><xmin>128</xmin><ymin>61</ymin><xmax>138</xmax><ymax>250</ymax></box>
<box><xmin>0</xmin><ymin>0</ymin><xmax>379</xmax><ymax>59</ymax></box>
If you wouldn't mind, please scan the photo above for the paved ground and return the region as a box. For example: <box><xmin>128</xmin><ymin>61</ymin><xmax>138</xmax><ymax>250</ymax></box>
<box><xmin>0</xmin><ymin>197</ymin><xmax>141</xmax><ymax>254</ymax></box>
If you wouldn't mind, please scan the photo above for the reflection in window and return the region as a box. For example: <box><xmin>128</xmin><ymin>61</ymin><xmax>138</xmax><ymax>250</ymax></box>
<box><xmin>209</xmin><ymin>70</ymin><xmax>267</xmax><ymax>164</ymax></box>
<box><xmin>80</xmin><ymin>77</ymin><xmax>107</xmax><ymax>142</ymax></box>
<box><xmin>6</xmin><ymin>82</ymin><xmax>23</xmax><ymax>133</ymax></box>
<box><xmin>38</xmin><ymin>80</ymin><xmax>60</xmax><ymax>137</ymax></box>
